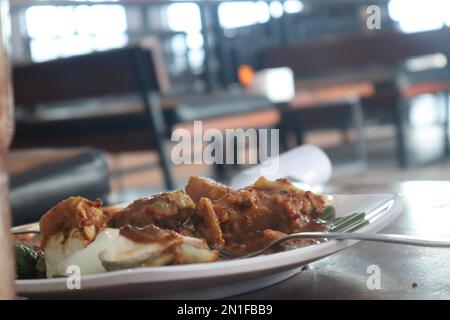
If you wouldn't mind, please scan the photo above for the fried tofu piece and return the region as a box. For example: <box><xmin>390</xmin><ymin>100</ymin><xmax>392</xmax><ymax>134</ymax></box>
<box><xmin>39</xmin><ymin>196</ymin><xmax>107</xmax><ymax>248</ymax></box>
<box><xmin>109</xmin><ymin>189</ymin><xmax>195</xmax><ymax>231</ymax></box>
<box><xmin>194</xmin><ymin>198</ymin><xmax>225</xmax><ymax>249</ymax></box>
<box><xmin>39</xmin><ymin>196</ymin><xmax>108</xmax><ymax>277</ymax></box>
<box><xmin>185</xmin><ymin>176</ymin><xmax>231</xmax><ymax>204</ymax></box>
<box><xmin>252</xmin><ymin>177</ymin><xmax>327</xmax><ymax>218</ymax></box>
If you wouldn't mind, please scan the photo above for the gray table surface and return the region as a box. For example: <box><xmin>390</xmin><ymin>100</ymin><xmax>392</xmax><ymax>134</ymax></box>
<box><xmin>232</xmin><ymin>181</ymin><xmax>450</xmax><ymax>299</ymax></box>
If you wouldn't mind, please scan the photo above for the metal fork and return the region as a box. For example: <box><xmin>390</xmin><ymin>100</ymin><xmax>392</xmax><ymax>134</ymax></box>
<box><xmin>219</xmin><ymin>232</ymin><xmax>450</xmax><ymax>259</ymax></box>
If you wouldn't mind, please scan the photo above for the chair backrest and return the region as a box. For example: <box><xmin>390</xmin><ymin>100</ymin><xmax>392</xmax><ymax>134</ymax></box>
<box><xmin>12</xmin><ymin>43</ymin><xmax>176</xmax><ymax>189</ymax></box>
<box><xmin>262</xmin><ymin>28</ymin><xmax>450</xmax><ymax>77</ymax></box>
<box><xmin>13</xmin><ymin>44</ymin><xmax>167</xmax><ymax>107</ymax></box>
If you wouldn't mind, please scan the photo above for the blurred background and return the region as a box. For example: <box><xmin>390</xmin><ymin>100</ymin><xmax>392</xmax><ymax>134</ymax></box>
<box><xmin>7</xmin><ymin>0</ymin><xmax>450</xmax><ymax>225</ymax></box>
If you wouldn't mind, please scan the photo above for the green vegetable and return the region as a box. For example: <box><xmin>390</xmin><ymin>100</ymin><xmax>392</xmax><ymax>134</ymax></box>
<box><xmin>320</xmin><ymin>206</ymin><xmax>336</xmax><ymax>221</ymax></box>
<box><xmin>14</xmin><ymin>242</ymin><xmax>39</xmax><ymax>279</ymax></box>
<box><xmin>150</xmin><ymin>200</ymin><xmax>171</xmax><ymax>212</ymax></box>
<box><xmin>282</xmin><ymin>245</ymin><xmax>298</xmax><ymax>251</ymax></box>
<box><xmin>331</xmin><ymin>212</ymin><xmax>367</xmax><ymax>233</ymax></box>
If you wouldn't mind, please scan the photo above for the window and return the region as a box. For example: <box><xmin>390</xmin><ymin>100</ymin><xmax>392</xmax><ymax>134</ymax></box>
<box><xmin>218</xmin><ymin>2</ymin><xmax>270</xmax><ymax>29</ymax></box>
<box><xmin>388</xmin><ymin>0</ymin><xmax>449</xmax><ymax>33</ymax></box>
<box><xmin>164</xmin><ymin>1</ymin><xmax>303</xmax><ymax>76</ymax></box>
<box><xmin>283</xmin><ymin>0</ymin><xmax>304</xmax><ymax>14</ymax></box>
<box><xmin>25</xmin><ymin>1</ymin><xmax>128</xmax><ymax>62</ymax></box>
<box><xmin>165</xmin><ymin>2</ymin><xmax>204</xmax><ymax>72</ymax></box>
<box><xmin>217</xmin><ymin>1</ymin><xmax>303</xmax><ymax>29</ymax></box>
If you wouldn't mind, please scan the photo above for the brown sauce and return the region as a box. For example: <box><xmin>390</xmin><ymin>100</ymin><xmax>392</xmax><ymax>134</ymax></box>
<box><xmin>223</xmin><ymin>221</ymin><xmax>328</xmax><ymax>257</ymax></box>
<box><xmin>118</xmin><ymin>224</ymin><xmax>191</xmax><ymax>265</ymax></box>
<box><xmin>119</xmin><ymin>224</ymin><xmax>179</xmax><ymax>244</ymax></box>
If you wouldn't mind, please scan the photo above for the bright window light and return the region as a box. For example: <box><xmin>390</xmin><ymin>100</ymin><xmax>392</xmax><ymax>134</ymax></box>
<box><xmin>255</xmin><ymin>1</ymin><xmax>271</xmax><ymax>23</ymax></box>
<box><xmin>410</xmin><ymin>94</ymin><xmax>439</xmax><ymax>126</ymax></box>
<box><xmin>26</xmin><ymin>6</ymin><xmax>75</xmax><ymax>38</ymax></box>
<box><xmin>171</xmin><ymin>34</ymin><xmax>187</xmax><ymax>54</ymax></box>
<box><xmin>166</xmin><ymin>3</ymin><xmax>204</xmax><ymax>71</ymax></box>
<box><xmin>443</xmin><ymin>2</ymin><xmax>450</xmax><ymax>26</ymax></box>
<box><xmin>58</xmin><ymin>35</ymin><xmax>94</xmax><ymax>57</ymax></box>
<box><xmin>166</xmin><ymin>3</ymin><xmax>202</xmax><ymax>33</ymax></box>
<box><xmin>92</xmin><ymin>34</ymin><xmax>128</xmax><ymax>51</ymax></box>
<box><xmin>188</xmin><ymin>49</ymin><xmax>205</xmax><ymax>70</ymax></box>
<box><xmin>29</xmin><ymin>38</ymin><xmax>60</xmax><ymax>62</ymax></box>
<box><xmin>284</xmin><ymin>0</ymin><xmax>304</xmax><ymax>14</ymax></box>
<box><xmin>405</xmin><ymin>53</ymin><xmax>447</xmax><ymax>72</ymax></box>
<box><xmin>75</xmin><ymin>5</ymin><xmax>127</xmax><ymax>35</ymax></box>
<box><xmin>25</xmin><ymin>2</ymin><xmax>128</xmax><ymax>62</ymax></box>
<box><xmin>218</xmin><ymin>2</ymin><xmax>269</xmax><ymax>29</ymax></box>
<box><xmin>269</xmin><ymin>1</ymin><xmax>284</xmax><ymax>18</ymax></box>
<box><xmin>186</xmin><ymin>32</ymin><xmax>204</xmax><ymax>50</ymax></box>
<box><xmin>91</xmin><ymin>5</ymin><xmax>127</xmax><ymax>34</ymax></box>
<box><xmin>74</xmin><ymin>5</ymin><xmax>93</xmax><ymax>35</ymax></box>
<box><xmin>388</xmin><ymin>0</ymin><xmax>446</xmax><ymax>33</ymax></box>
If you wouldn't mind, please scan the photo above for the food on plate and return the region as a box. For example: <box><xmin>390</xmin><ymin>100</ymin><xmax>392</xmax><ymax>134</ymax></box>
<box><xmin>193</xmin><ymin>176</ymin><xmax>327</xmax><ymax>254</ymax></box>
<box><xmin>46</xmin><ymin>227</ymin><xmax>119</xmax><ymax>277</ymax></box>
<box><xmin>109</xmin><ymin>189</ymin><xmax>196</xmax><ymax>231</ymax></box>
<box><xmin>14</xmin><ymin>241</ymin><xmax>40</xmax><ymax>279</ymax></box>
<box><xmin>100</xmin><ymin>224</ymin><xmax>218</xmax><ymax>271</ymax></box>
<box><xmin>39</xmin><ymin>197</ymin><xmax>108</xmax><ymax>277</ymax></box>
<box><xmin>14</xmin><ymin>176</ymin><xmax>331</xmax><ymax>279</ymax></box>
<box><xmin>185</xmin><ymin>176</ymin><xmax>231</xmax><ymax>204</ymax></box>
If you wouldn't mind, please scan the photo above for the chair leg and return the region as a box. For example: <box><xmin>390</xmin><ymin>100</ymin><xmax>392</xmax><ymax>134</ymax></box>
<box><xmin>132</xmin><ymin>49</ymin><xmax>176</xmax><ymax>191</ymax></box>
<box><xmin>278</xmin><ymin>117</ymin><xmax>289</xmax><ymax>151</ymax></box>
<box><xmin>444</xmin><ymin>91</ymin><xmax>450</xmax><ymax>155</ymax></box>
<box><xmin>149</xmin><ymin>95</ymin><xmax>176</xmax><ymax>190</ymax></box>
<box><xmin>392</xmin><ymin>94</ymin><xmax>408</xmax><ymax>168</ymax></box>
<box><xmin>294</xmin><ymin>118</ymin><xmax>305</xmax><ymax>146</ymax></box>
<box><xmin>276</xmin><ymin>103</ymin><xmax>291</xmax><ymax>151</ymax></box>
<box><xmin>213</xmin><ymin>140</ymin><xmax>227</xmax><ymax>181</ymax></box>
<box><xmin>144</xmin><ymin>94</ymin><xmax>176</xmax><ymax>190</ymax></box>
<box><xmin>158</xmin><ymin>145</ymin><xmax>176</xmax><ymax>190</ymax></box>
<box><xmin>350</xmin><ymin>99</ymin><xmax>368</xmax><ymax>170</ymax></box>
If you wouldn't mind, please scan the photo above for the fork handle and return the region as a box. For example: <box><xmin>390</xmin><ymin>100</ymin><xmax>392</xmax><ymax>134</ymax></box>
<box><xmin>281</xmin><ymin>232</ymin><xmax>450</xmax><ymax>248</ymax></box>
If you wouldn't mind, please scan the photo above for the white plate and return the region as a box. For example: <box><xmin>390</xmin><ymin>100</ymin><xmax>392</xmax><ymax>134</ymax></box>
<box><xmin>15</xmin><ymin>193</ymin><xmax>403</xmax><ymax>299</ymax></box>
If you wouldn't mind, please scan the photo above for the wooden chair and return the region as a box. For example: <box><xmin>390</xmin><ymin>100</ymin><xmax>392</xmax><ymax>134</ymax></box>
<box><xmin>12</xmin><ymin>44</ymin><xmax>176</xmax><ymax>190</ymax></box>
